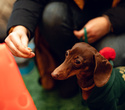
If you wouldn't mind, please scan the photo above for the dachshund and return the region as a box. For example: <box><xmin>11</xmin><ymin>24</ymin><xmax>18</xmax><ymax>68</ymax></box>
<box><xmin>51</xmin><ymin>42</ymin><xmax>125</xmax><ymax>110</ymax></box>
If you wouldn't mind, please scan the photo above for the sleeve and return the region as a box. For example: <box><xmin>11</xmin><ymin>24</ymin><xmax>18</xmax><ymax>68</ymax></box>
<box><xmin>7</xmin><ymin>0</ymin><xmax>49</xmax><ymax>38</ymax></box>
<box><xmin>104</xmin><ymin>1</ymin><xmax>125</xmax><ymax>34</ymax></box>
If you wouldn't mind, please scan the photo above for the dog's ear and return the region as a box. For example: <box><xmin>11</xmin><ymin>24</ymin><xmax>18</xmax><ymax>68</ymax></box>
<box><xmin>94</xmin><ymin>52</ymin><xmax>112</xmax><ymax>87</ymax></box>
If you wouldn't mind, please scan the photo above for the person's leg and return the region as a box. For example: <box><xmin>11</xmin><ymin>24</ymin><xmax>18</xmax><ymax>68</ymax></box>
<box><xmin>39</xmin><ymin>1</ymin><xmax>83</xmax><ymax>98</ymax></box>
<box><xmin>94</xmin><ymin>33</ymin><xmax>125</xmax><ymax>67</ymax></box>
<box><xmin>40</xmin><ymin>2</ymin><xmax>80</xmax><ymax>63</ymax></box>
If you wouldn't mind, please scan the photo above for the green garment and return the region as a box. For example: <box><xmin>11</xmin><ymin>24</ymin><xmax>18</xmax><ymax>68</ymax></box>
<box><xmin>85</xmin><ymin>68</ymin><xmax>125</xmax><ymax>110</ymax></box>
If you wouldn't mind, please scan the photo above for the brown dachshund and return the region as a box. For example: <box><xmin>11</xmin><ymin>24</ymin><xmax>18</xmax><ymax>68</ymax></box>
<box><xmin>51</xmin><ymin>42</ymin><xmax>125</xmax><ymax>109</ymax></box>
<box><xmin>51</xmin><ymin>42</ymin><xmax>112</xmax><ymax>100</ymax></box>
<box><xmin>51</xmin><ymin>42</ymin><xmax>125</xmax><ymax>110</ymax></box>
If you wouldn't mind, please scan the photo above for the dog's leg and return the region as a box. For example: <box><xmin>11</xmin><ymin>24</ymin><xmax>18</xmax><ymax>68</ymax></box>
<box><xmin>34</xmin><ymin>28</ymin><xmax>56</xmax><ymax>90</ymax></box>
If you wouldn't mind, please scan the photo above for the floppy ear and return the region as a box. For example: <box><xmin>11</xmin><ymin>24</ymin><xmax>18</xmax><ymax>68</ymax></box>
<box><xmin>94</xmin><ymin>52</ymin><xmax>112</xmax><ymax>87</ymax></box>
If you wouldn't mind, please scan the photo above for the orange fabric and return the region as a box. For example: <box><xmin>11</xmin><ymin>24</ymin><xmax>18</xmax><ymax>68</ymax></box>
<box><xmin>0</xmin><ymin>43</ymin><xmax>37</xmax><ymax>110</ymax></box>
<box><xmin>112</xmin><ymin>0</ymin><xmax>120</xmax><ymax>7</ymax></box>
<box><xmin>74</xmin><ymin>0</ymin><xmax>120</xmax><ymax>9</ymax></box>
<box><xmin>74</xmin><ymin>0</ymin><xmax>84</xmax><ymax>10</ymax></box>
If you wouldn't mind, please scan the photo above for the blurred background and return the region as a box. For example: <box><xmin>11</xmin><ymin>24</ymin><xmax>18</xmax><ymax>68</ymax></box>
<box><xmin>0</xmin><ymin>0</ymin><xmax>35</xmax><ymax>74</ymax></box>
<box><xmin>0</xmin><ymin>0</ymin><xmax>15</xmax><ymax>43</ymax></box>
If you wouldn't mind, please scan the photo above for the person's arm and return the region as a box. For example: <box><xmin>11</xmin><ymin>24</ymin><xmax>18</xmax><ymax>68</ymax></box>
<box><xmin>5</xmin><ymin>0</ymin><xmax>49</xmax><ymax>58</ymax></box>
<box><xmin>5</xmin><ymin>25</ymin><xmax>35</xmax><ymax>58</ymax></box>
<box><xmin>74</xmin><ymin>1</ymin><xmax>125</xmax><ymax>44</ymax></box>
<box><xmin>7</xmin><ymin>0</ymin><xmax>48</xmax><ymax>38</ymax></box>
<box><xmin>74</xmin><ymin>16</ymin><xmax>111</xmax><ymax>44</ymax></box>
<box><xmin>104</xmin><ymin>1</ymin><xmax>125</xmax><ymax>34</ymax></box>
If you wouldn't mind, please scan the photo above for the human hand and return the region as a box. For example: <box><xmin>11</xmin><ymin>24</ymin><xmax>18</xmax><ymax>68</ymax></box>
<box><xmin>74</xmin><ymin>16</ymin><xmax>111</xmax><ymax>44</ymax></box>
<box><xmin>5</xmin><ymin>26</ymin><xmax>35</xmax><ymax>58</ymax></box>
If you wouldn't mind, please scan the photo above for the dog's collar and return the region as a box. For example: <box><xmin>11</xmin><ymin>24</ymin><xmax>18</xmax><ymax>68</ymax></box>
<box><xmin>81</xmin><ymin>83</ymin><xmax>95</xmax><ymax>91</ymax></box>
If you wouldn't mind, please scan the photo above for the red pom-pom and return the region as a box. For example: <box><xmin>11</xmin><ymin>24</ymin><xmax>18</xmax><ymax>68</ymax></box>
<box><xmin>99</xmin><ymin>47</ymin><xmax>116</xmax><ymax>61</ymax></box>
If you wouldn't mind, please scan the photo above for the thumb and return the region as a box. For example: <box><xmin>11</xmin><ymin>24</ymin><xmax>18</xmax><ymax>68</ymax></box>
<box><xmin>73</xmin><ymin>29</ymin><xmax>84</xmax><ymax>39</ymax></box>
<box><xmin>21</xmin><ymin>34</ymin><xmax>29</xmax><ymax>48</ymax></box>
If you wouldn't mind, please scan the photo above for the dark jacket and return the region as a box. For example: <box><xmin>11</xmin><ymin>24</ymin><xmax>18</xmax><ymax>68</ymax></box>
<box><xmin>7</xmin><ymin>0</ymin><xmax>125</xmax><ymax>38</ymax></box>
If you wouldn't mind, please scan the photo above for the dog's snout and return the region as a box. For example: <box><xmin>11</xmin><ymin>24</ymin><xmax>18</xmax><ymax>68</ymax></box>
<box><xmin>51</xmin><ymin>71</ymin><xmax>67</xmax><ymax>80</ymax></box>
<box><xmin>51</xmin><ymin>63</ymin><xmax>70</xmax><ymax>80</ymax></box>
<box><xmin>51</xmin><ymin>72</ymin><xmax>60</xmax><ymax>79</ymax></box>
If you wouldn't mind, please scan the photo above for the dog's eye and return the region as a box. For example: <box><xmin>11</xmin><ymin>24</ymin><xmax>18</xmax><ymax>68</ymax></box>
<box><xmin>75</xmin><ymin>59</ymin><xmax>81</xmax><ymax>64</ymax></box>
<box><xmin>65</xmin><ymin>51</ymin><xmax>69</xmax><ymax>57</ymax></box>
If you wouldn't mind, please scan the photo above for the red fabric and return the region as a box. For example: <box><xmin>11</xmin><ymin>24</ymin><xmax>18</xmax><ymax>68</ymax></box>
<box><xmin>99</xmin><ymin>47</ymin><xmax>116</xmax><ymax>61</ymax></box>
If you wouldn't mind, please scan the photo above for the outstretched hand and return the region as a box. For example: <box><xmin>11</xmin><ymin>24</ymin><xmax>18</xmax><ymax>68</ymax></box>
<box><xmin>5</xmin><ymin>26</ymin><xmax>35</xmax><ymax>58</ymax></box>
<box><xmin>74</xmin><ymin>16</ymin><xmax>111</xmax><ymax>44</ymax></box>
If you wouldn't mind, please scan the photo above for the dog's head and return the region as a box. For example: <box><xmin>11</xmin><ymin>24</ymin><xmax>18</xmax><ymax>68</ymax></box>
<box><xmin>51</xmin><ymin>42</ymin><xmax>112</xmax><ymax>87</ymax></box>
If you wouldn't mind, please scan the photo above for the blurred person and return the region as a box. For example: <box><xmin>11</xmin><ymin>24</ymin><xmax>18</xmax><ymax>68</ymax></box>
<box><xmin>5</xmin><ymin>0</ymin><xmax>125</xmax><ymax>98</ymax></box>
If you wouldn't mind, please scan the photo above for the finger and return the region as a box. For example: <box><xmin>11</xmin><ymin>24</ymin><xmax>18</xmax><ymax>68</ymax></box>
<box><xmin>9</xmin><ymin>32</ymin><xmax>31</xmax><ymax>55</ymax></box>
<box><xmin>5</xmin><ymin>36</ymin><xmax>35</xmax><ymax>58</ymax></box>
<box><xmin>73</xmin><ymin>29</ymin><xmax>84</xmax><ymax>39</ymax></box>
<box><xmin>6</xmin><ymin>39</ymin><xmax>34</xmax><ymax>58</ymax></box>
<box><xmin>84</xmin><ymin>32</ymin><xmax>96</xmax><ymax>44</ymax></box>
<box><xmin>20</xmin><ymin>35</ymin><xmax>35</xmax><ymax>57</ymax></box>
<box><xmin>27</xmin><ymin>47</ymin><xmax>32</xmax><ymax>52</ymax></box>
<box><xmin>29</xmin><ymin>52</ymin><xmax>35</xmax><ymax>58</ymax></box>
<box><xmin>20</xmin><ymin>34</ymin><xmax>35</xmax><ymax>57</ymax></box>
<box><xmin>27</xmin><ymin>47</ymin><xmax>35</xmax><ymax>58</ymax></box>
<box><xmin>10</xmin><ymin>44</ymin><xmax>35</xmax><ymax>58</ymax></box>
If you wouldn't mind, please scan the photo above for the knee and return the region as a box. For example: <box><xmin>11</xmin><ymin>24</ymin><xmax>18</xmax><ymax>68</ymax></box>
<box><xmin>95</xmin><ymin>33</ymin><xmax>125</xmax><ymax>67</ymax></box>
<box><xmin>42</xmin><ymin>2</ymin><xmax>68</xmax><ymax>28</ymax></box>
<box><xmin>119</xmin><ymin>53</ymin><xmax>125</xmax><ymax>66</ymax></box>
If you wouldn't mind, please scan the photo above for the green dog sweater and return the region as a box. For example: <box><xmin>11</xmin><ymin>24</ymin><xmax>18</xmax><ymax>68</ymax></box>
<box><xmin>85</xmin><ymin>67</ymin><xmax>125</xmax><ymax>110</ymax></box>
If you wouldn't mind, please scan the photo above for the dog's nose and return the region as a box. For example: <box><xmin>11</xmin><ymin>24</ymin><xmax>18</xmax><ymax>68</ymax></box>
<box><xmin>51</xmin><ymin>72</ymin><xmax>60</xmax><ymax>79</ymax></box>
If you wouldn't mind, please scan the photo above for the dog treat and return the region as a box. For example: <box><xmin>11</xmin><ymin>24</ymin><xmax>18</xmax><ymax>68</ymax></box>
<box><xmin>27</xmin><ymin>47</ymin><xmax>32</xmax><ymax>52</ymax></box>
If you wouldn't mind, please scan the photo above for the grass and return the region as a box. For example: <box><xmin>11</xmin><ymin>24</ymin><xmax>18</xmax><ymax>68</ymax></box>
<box><xmin>22</xmin><ymin>64</ymin><xmax>125</xmax><ymax>110</ymax></box>
<box><xmin>22</xmin><ymin>65</ymin><xmax>89</xmax><ymax>110</ymax></box>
